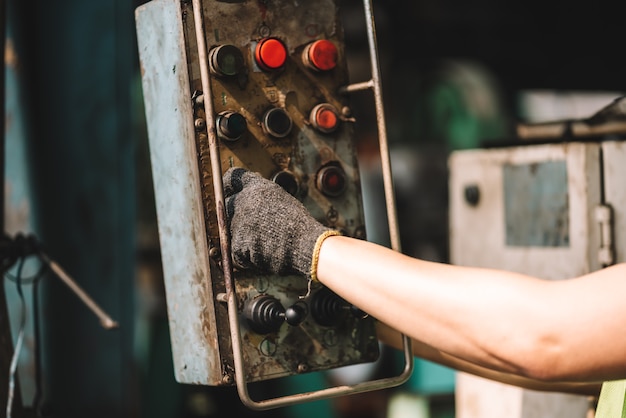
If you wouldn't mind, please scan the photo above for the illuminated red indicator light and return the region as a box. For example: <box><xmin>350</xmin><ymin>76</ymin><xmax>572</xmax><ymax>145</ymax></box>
<box><xmin>316</xmin><ymin>108</ymin><xmax>337</xmax><ymax>130</ymax></box>
<box><xmin>326</xmin><ymin>174</ymin><xmax>341</xmax><ymax>188</ymax></box>
<box><xmin>316</xmin><ymin>165</ymin><xmax>347</xmax><ymax>197</ymax></box>
<box><xmin>303</xmin><ymin>40</ymin><xmax>338</xmax><ymax>71</ymax></box>
<box><xmin>255</xmin><ymin>38</ymin><xmax>288</xmax><ymax>71</ymax></box>
<box><xmin>310</xmin><ymin>103</ymin><xmax>340</xmax><ymax>133</ymax></box>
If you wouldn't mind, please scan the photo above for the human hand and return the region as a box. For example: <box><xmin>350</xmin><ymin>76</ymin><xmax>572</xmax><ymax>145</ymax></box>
<box><xmin>223</xmin><ymin>167</ymin><xmax>338</xmax><ymax>278</ymax></box>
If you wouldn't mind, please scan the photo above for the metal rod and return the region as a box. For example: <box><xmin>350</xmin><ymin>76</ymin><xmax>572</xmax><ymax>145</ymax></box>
<box><xmin>40</xmin><ymin>253</ymin><xmax>119</xmax><ymax>330</ymax></box>
<box><xmin>6</xmin><ymin>260</ymin><xmax>25</xmax><ymax>418</ymax></box>
<box><xmin>339</xmin><ymin>80</ymin><xmax>374</xmax><ymax>94</ymax></box>
<box><xmin>190</xmin><ymin>0</ymin><xmax>251</xmax><ymax>404</ymax></box>
<box><xmin>358</xmin><ymin>0</ymin><xmax>414</xmax><ymax>371</ymax></box>
<box><xmin>362</xmin><ymin>0</ymin><xmax>402</xmax><ymax>254</ymax></box>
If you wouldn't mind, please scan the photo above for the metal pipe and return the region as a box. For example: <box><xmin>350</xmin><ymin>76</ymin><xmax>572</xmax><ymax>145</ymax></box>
<box><xmin>190</xmin><ymin>0</ymin><xmax>251</xmax><ymax>404</ymax></box>
<box><xmin>362</xmin><ymin>0</ymin><xmax>402</xmax><ymax>254</ymax></box>
<box><xmin>361</xmin><ymin>0</ymin><xmax>413</xmax><ymax>386</ymax></box>
<box><xmin>40</xmin><ymin>253</ymin><xmax>119</xmax><ymax>330</ymax></box>
<box><xmin>339</xmin><ymin>80</ymin><xmax>374</xmax><ymax>94</ymax></box>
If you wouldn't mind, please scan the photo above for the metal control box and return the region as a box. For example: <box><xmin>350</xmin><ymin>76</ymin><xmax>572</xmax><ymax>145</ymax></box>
<box><xmin>136</xmin><ymin>0</ymin><xmax>379</xmax><ymax>387</ymax></box>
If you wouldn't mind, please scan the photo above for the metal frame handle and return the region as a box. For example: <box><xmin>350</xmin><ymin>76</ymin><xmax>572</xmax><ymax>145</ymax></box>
<box><xmin>191</xmin><ymin>0</ymin><xmax>413</xmax><ymax>409</ymax></box>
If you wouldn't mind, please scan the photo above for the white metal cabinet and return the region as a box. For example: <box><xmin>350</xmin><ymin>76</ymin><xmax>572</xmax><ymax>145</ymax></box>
<box><xmin>449</xmin><ymin>141</ymin><xmax>625</xmax><ymax>418</ymax></box>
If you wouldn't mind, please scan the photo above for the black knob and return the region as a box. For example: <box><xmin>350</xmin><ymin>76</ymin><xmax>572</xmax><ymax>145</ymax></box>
<box><xmin>244</xmin><ymin>295</ymin><xmax>285</xmax><ymax>334</ymax></box>
<box><xmin>262</xmin><ymin>108</ymin><xmax>293</xmax><ymax>138</ymax></box>
<box><xmin>209</xmin><ymin>44</ymin><xmax>244</xmax><ymax>77</ymax></box>
<box><xmin>284</xmin><ymin>303</ymin><xmax>307</xmax><ymax>326</ymax></box>
<box><xmin>310</xmin><ymin>288</ymin><xmax>345</xmax><ymax>326</ymax></box>
<box><xmin>216</xmin><ymin>111</ymin><xmax>247</xmax><ymax>141</ymax></box>
<box><xmin>272</xmin><ymin>170</ymin><xmax>299</xmax><ymax>196</ymax></box>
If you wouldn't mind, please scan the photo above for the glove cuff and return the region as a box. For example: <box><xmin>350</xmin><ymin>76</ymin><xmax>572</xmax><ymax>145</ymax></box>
<box><xmin>309</xmin><ymin>230</ymin><xmax>342</xmax><ymax>282</ymax></box>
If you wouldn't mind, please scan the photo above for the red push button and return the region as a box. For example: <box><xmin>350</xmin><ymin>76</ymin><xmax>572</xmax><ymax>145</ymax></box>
<box><xmin>310</xmin><ymin>103</ymin><xmax>340</xmax><ymax>133</ymax></box>
<box><xmin>303</xmin><ymin>40</ymin><xmax>338</xmax><ymax>71</ymax></box>
<box><xmin>255</xmin><ymin>38</ymin><xmax>288</xmax><ymax>71</ymax></box>
<box><xmin>316</xmin><ymin>165</ymin><xmax>347</xmax><ymax>197</ymax></box>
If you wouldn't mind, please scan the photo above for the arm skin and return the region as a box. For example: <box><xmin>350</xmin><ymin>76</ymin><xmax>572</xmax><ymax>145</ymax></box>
<box><xmin>376</xmin><ymin>323</ymin><xmax>601</xmax><ymax>396</ymax></box>
<box><xmin>316</xmin><ymin>235</ymin><xmax>626</xmax><ymax>391</ymax></box>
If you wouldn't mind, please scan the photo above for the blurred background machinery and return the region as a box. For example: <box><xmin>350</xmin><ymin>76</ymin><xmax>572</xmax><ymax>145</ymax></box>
<box><xmin>2</xmin><ymin>0</ymin><xmax>625</xmax><ymax>417</ymax></box>
<box><xmin>450</xmin><ymin>137</ymin><xmax>626</xmax><ymax>418</ymax></box>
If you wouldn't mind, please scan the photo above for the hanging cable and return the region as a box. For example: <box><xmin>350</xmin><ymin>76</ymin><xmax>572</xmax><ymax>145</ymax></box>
<box><xmin>2</xmin><ymin>233</ymin><xmax>118</xmax><ymax>416</ymax></box>
<box><xmin>3</xmin><ymin>235</ymin><xmax>47</xmax><ymax>417</ymax></box>
<box><xmin>32</xmin><ymin>270</ymin><xmax>44</xmax><ymax>415</ymax></box>
<box><xmin>6</xmin><ymin>257</ymin><xmax>26</xmax><ymax>418</ymax></box>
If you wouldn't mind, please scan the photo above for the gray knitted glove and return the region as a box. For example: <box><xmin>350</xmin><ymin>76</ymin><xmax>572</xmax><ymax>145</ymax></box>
<box><xmin>223</xmin><ymin>167</ymin><xmax>338</xmax><ymax>278</ymax></box>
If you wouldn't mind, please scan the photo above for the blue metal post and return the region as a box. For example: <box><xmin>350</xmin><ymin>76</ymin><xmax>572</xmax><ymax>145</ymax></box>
<box><xmin>26</xmin><ymin>1</ymin><xmax>137</xmax><ymax>416</ymax></box>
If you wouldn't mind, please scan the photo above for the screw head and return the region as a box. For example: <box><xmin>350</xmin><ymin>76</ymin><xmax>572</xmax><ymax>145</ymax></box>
<box><xmin>194</xmin><ymin>118</ymin><xmax>206</xmax><ymax>131</ymax></box>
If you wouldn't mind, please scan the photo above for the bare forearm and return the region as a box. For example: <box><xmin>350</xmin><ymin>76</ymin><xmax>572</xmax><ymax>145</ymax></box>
<box><xmin>316</xmin><ymin>235</ymin><xmax>626</xmax><ymax>382</ymax></box>
<box><xmin>317</xmin><ymin>236</ymin><xmax>548</xmax><ymax>376</ymax></box>
<box><xmin>376</xmin><ymin>322</ymin><xmax>601</xmax><ymax>396</ymax></box>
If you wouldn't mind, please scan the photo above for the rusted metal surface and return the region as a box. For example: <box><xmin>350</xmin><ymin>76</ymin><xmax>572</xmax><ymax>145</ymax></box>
<box><xmin>235</xmin><ymin>276</ymin><xmax>379</xmax><ymax>382</ymax></box>
<box><xmin>137</xmin><ymin>0</ymin><xmax>412</xmax><ymax>406</ymax></box>
<box><xmin>136</xmin><ymin>0</ymin><xmax>223</xmax><ymax>385</ymax></box>
<box><xmin>137</xmin><ymin>0</ymin><xmax>375</xmax><ymax>386</ymax></box>
<box><xmin>186</xmin><ymin>0</ymin><xmax>379</xmax><ymax>385</ymax></box>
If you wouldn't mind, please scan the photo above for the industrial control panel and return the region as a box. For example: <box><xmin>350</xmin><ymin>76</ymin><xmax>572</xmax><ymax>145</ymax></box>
<box><xmin>135</xmin><ymin>0</ymin><xmax>398</xmax><ymax>402</ymax></box>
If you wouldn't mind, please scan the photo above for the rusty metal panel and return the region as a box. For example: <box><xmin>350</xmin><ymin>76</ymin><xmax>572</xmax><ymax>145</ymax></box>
<box><xmin>136</xmin><ymin>0</ymin><xmax>378</xmax><ymax>387</ymax></box>
<box><xmin>136</xmin><ymin>0</ymin><xmax>222</xmax><ymax>385</ymax></box>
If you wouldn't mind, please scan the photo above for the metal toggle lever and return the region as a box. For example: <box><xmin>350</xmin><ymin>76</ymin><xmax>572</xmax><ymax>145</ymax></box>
<box><xmin>39</xmin><ymin>252</ymin><xmax>119</xmax><ymax>330</ymax></box>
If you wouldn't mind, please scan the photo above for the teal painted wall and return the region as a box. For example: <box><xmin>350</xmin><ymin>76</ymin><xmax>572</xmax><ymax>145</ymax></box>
<box><xmin>7</xmin><ymin>1</ymin><xmax>138</xmax><ymax>416</ymax></box>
